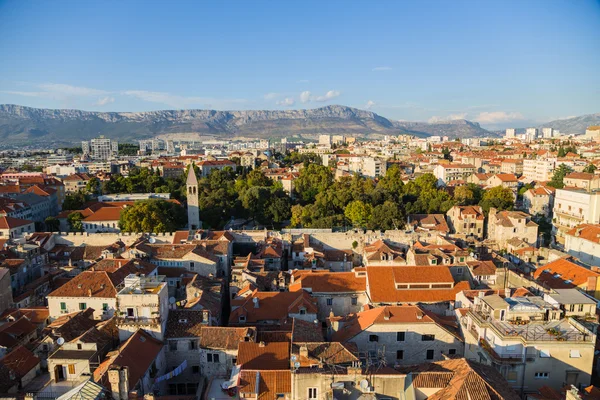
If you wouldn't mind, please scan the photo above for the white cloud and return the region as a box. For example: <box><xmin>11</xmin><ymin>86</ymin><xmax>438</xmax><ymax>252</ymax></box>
<box><xmin>314</xmin><ymin>90</ymin><xmax>340</xmax><ymax>102</ymax></box>
<box><xmin>428</xmin><ymin>113</ymin><xmax>468</xmax><ymax>123</ymax></box>
<box><xmin>38</xmin><ymin>83</ymin><xmax>108</xmax><ymax>96</ymax></box>
<box><xmin>276</xmin><ymin>97</ymin><xmax>295</xmax><ymax>107</ymax></box>
<box><xmin>0</xmin><ymin>90</ymin><xmax>48</xmax><ymax>98</ymax></box>
<box><xmin>300</xmin><ymin>91</ymin><xmax>311</xmax><ymax>103</ymax></box>
<box><xmin>365</xmin><ymin>100</ymin><xmax>376</xmax><ymax>110</ymax></box>
<box><xmin>95</xmin><ymin>96</ymin><xmax>115</xmax><ymax>106</ymax></box>
<box><xmin>372</xmin><ymin>66</ymin><xmax>392</xmax><ymax>71</ymax></box>
<box><xmin>473</xmin><ymin>111</ymin><xmax>524</xmax><ymax>124</ymax></box>
<box><xmin>264</xmin><ymin>92</ymin><xmax>279</xmax><ymax>100</ymax></box>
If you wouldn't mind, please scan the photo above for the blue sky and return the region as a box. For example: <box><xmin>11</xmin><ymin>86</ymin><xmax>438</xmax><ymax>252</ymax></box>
<box><xmin>0</xmin><ymin>0</ymin><xmax>599</xmax><ymax>129</ymax></box>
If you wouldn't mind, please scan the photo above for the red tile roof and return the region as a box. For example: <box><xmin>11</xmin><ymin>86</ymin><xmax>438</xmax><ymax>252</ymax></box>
<box><xmin>237</xmin><ymin>341</ymin><xmax>290</xmax><ymax>370</ymax></box>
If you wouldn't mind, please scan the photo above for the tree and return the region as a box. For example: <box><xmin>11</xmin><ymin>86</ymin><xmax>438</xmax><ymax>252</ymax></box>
<box><xmin>453</xmin><ymin>186</ymin><xmax>474</xmax><ymax>205</ymax></box>
<box><xmin>368</xmin><ymin>201</ymin><xmax>405</xmax><ymax>230</ymax></box>
<box><xmin>67</xmin><ymin>212</ymin><xmax>84</xmax><ymax>232</ymax></box>
<box><xmin>377</xmin><ymin>166</ymin><xmax>404</xmax><ymax>201</ymax></box>
<box><xmin>479</xmin><ymin>186</ymin><xmax>514</xmax><ymax>213</ymax></box>
<box><xmin>63</xmin><ymin>191</ymin><xmax>87</xmax><ymax>211</ymax></box>
<box><xmin>85</xmin><ymin>177</ymin><xmax>101</xmax><ymax>196</ymax></box>
<box><xmin>344</xmin><ymin>200</ymin><xmax>373</xmax><ymax>228</ymax></box>
<box><xmin>45</xmin><ymin>216</ymin><xmax>60</xmax><ymax>232</ymax></box>
<box><xmin>119</xmin><ymin>200</ymin><xmax>186</xmax><ymax>233</ymax></box>
<box><xmin>583</xmin><ymin>164</ymin><xmax>597</xmax><ymax>174</ymax></box>
<box><xmin>294</xmin><ymin>164</ymin><xmax>333</xmax><ymax>203</ymax></box>
<box><xmin>547</xmin><ymin>164</ymin><xmax>574</xmax><ymax>189</ymax></box>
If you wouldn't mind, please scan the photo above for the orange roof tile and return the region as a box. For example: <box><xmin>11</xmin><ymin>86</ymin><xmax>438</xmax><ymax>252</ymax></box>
<box><xmin>237</xmin><ymin>342</ymin><xmax>290</xmax><ymax>370</ymax></box>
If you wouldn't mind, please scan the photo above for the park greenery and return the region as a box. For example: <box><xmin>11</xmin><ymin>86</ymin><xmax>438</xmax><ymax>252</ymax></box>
<box><xmin>62</xmin><ymin>153</ymin><xmax>520</xmax><ymax>232</ymax></box>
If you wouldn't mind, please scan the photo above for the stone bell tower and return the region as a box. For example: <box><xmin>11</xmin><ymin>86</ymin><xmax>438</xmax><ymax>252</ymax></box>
<box><xmin>186</xmin><ymin>166</ymin><xmax>200</xmax><ymax>230</ymax></box>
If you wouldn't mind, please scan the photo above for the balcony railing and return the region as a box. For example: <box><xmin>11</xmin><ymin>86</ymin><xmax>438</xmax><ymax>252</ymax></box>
<box><xmin>479</xmin><ymin>339</ymin><xmax>524</xmax><ymax>364</ymax></box>
<box><xmin>116</xmin><ymin>316</ymin><xmax>162</xmax><ymax>326</ymax></box>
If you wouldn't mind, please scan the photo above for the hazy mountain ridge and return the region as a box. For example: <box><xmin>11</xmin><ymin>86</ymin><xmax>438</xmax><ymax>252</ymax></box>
<box><xmin>0</xmin><ymin>104</ymin><xmax>497</xmax><ymax>144</ymax></box>
<box><xmin>538</xmin><ymin>112</ymin><xmax>600</xmax><ymax>134</ymax></box>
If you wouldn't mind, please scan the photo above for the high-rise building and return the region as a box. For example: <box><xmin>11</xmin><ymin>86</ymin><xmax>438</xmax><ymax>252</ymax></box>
<box><xmin>525</xmin><ymin>128</ymin><xmax>538</xmax><ymax>141</ymax></box>
<box><xmin>542</xmin><ymin>127</ymin><xmax>554</xmax><ymax>138</ymax></box>
<box><xmin>82</xmin><ymin>136</ymin><xmax>118</xmax><ymax>160</ymax></box>
<box><xmin>319</xmin><ymin>134</ymin><xmax>332</xmax><ymax>146</ymax></box>
<box><xmin>505</xmin><ymin>128</ymin><xmax>516</xmax><ymax>138</ymax></box>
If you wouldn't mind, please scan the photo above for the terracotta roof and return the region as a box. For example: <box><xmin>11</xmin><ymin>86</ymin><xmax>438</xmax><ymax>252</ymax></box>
<box><xmin>494</xmin><ymin>173</ymin><xmax>519</xmax><ymax>182</ymax></box>
<box><xmin>533</xmin><ymin>258</ymin><xmax>599</xmax><ymax>287</ymax></box>
<box><xmin>94</xmin><ymin>329</ymin><xmax>163</xmax><ymax>392</ymax></box>
<box><xmin>566</xmin><ymin>224</ymin><xmax>600</xmax><ymax>244</ymax></box>
<box><xmin>291</xmin><ymin>318</ymin><xmax>324</xmax><ymax>343</ymax></box>
<box><xmin>0</xmin><ymin>216</ymin><xmax>34</xmax><ymax>229</ymax></box>
<box><xmin>83</xmin><ymin>207</ymin><xmax>122</xmax><ymax>222</ymax></box>
<box><xmin>332</xmin><ymin>305</ymin><xmax>459</xmax><ymax>343</ymax></box>
<box><xmin>0</xmin><ymin>345</ymin><xmax>39</xmax><ymax>379</ymax></box>
<box><xmin>229</xmin><ymin>291</ymin><xmax>318</xmax><ymax>325</ymax></box>
<box><xmin>469</xmin><ymin>261</ymin><xmax>497</xmax><ymax>276</ymax></box>
<box><xmin>408</xmin><ymin>214</ymin><xmax>450</xmax><ymax>232</ymax></box>
<box><xmin>289</xmin><ymin>271</ymin><xmax>366</xmax><ymax>293</ymax></box>
<box><xmin>164</xmin><ymin>310</ymin><xmax>206</xmax><ymax>339</ymax></box>
<box><xmin>199</xmin><ymin>326</ymin><xmax>256</xmax><ymax>350</ymax></box>
<box><xmin>366</xmin><ymin>266</ymin><xmax>470</xmax><ymax>303</ymax></box>
<box><xmin>291</xmin><ymin>342</ymin><xmax>358</xmax><ymax>367</ymax></box>
<box><xmin>237</xmin><ymin>341</ymin><xmax>290</xmax><ymax>370</ymax></box>
<box><xmin>44</xmin><ymin>309</ymin><xmax>98</xmax><ymax>342</ymax></box>
<box><xmin>401</xmin><ymin>358</ymin><xmax>520</xmax><ymax>400</ymax></box>
<box><xmin>238</xmin><ymin>370</ymin><xmax>291</xmax><ymax>400</ymax></box>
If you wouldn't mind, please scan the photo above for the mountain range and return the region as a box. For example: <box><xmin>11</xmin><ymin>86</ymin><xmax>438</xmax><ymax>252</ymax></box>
<box><xmin>0</xmin><ymin>104</ymin><xmax>496</xmax><ymax>145</ymax></box>
<box><xmin>0</xmin><ymin>104</ymin><xmax>597</xmax><ymax>146</ymax></box>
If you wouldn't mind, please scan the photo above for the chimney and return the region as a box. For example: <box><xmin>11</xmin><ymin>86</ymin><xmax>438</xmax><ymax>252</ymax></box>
<box><xmin>299</xmin><ymin>345</ymin><xmax>309</xmax><ymax>359</ymax></box>
<box><xmin>202</xmin><ymin>309</ymin><xmax>210</xmax><ymax>325</ymax></box>
<box><xmin>505</xmin><ymin>288</ymin><xmax>511</xmax><ymax>298</ymax></box>
<box><xmin>253</xmin><ymin>297</ymin><xmax>259</xmax><ymax>308</ymax></box>
<box><xmin>259</xmin><ymin>341</ymin><xmax>266</xmax><ymax>347</ymax></box>
<box><xmin>416</xmin><ymin>311</ymin><xmax>423</xmax><ymax>320</ymax></box>
<box><xmin>87</xmin><ymin>289</ymin><xmax>92</xmax><ymax>297</ymax></box>
<box><xmin>383</xmin><ymin>308</ymin><xmax>391</xmax><ymax>320</ymax></box>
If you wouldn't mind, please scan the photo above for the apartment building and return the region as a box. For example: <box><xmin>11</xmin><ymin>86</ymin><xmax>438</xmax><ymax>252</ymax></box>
<box><xmin>116</xmin><ymin>274</ymin><xmax>169</xmax><ymax>341</ymax></box>
<box><xmin>433</xmin><ymin>163</ymin><xmax>476</xmax><ymax>185</ymax></box>
<box><xmin>533</xmin><ymin>258</ymin><xmax>600</xmax><ymax>299</ymax></box>
<box><xmin>564</xmin><ymin>224</ymin><xmax>600</xmax><ymax>267</ymax></box>
<box><xmin>487</xmin><ymin>209</ymin><xmax>539</xmax><ymax>249</ymax></box>
<box><xmin>552</xmin><ymin>188</ymin><xmax>600</xmax><ymax>242</ymax></box>
<box><xmin>446</xmin><ymin>205</ymin><xmax>485</xmax><ymax>240</ymax></box>
<box><xmin>522</xmin><ymin>159</ymin><xmax>556</xmax><ymax>183</ymax></box>
<box><xmin>330</xmin><ymin>305</ymin><xmax>463</xmax><ymax>366</ymax></box>
<box><xmin>523</xmin><ymin>186</ymin><xmax>554</xmax><ymax>217</ymax></box>
<box><xmin>82</xmin><ymin>136</ymin><xmax>119</xmax><ymax>161</ymax></box>
<box><xmin>461</xmin><ymin>292</ymin><xmax>595</xmax><ymax>393</ymax></box>
<box><xmin>564</xmin><ymin>172</ymin><xmax>600</xmax><ymax>192</ymax></box>
<box><xmin>501</xmin><ymin>159</ymin><xmax>523</xmax><ymax>175</ymax></box>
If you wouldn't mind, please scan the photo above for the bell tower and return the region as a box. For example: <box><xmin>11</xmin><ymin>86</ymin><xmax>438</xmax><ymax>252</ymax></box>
<box><xmin>186</xmin><ymin>166</ymin><xmax>200</xmax><ymax>230</ymax></box>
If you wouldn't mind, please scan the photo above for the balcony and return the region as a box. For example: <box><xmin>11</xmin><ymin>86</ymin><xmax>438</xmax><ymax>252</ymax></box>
<box><xmin>479</xmin><ymin>339</ymin><xmax>524</xmax><ymax>364</ymax></box>
<box><xmin>553</xmin><ymin>208</ymin><xmax>584</xmax><ymax>220</ymax></box>
<box><xmin>116</xmin><ymin>316</ymin><xmax>162</xmax><ymax>326</ymax></box>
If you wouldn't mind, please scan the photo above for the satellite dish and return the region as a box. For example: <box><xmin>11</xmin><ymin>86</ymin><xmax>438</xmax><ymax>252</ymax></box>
<box><xmin>149</xmin><ymin>237</ymin><xmax>156</xmax><ymax>244</ymax></box>
<box><xmin>57</xmin><ymin>337</ymin><xmax>65</xmax><ymax>345</ymax></box>
<box><xmin>469</xmin><ymin>252</ymin><xmax>474</xmax><ymax>257</ymax></box>
<box><xmin>294</xmin><ymin>362</ymin><xmax>300</xmax><ymax>369</ymax></box>
<box><xmin>291</xmin><ymin>355</ymin><xmax>297</xmax><ymax>361</ymax></box>
<box><xmin>169</xmin><ymin>297</ymin><xmax>176</xmax><ymax>305</ymax></box>
<box><xmin>359</xmin><ymin>380</ymin><xmax>369</xmax><ymax>390</ymax></box>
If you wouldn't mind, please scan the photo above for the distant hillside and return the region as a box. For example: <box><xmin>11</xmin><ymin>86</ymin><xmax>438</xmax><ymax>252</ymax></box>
<box><xmin>539</xmin><ymin>112</ymin><xmax>600</xmax><ymax>134</ymax></box>
<box><xmin>393</xmin><ymin>119</ymin><xmax>495</xmax><ymax>138</ymax></box>
<box><xmin>0</xmin><ymin>104</ymin><xmax>497</xmax><ymax>145</ymax></box>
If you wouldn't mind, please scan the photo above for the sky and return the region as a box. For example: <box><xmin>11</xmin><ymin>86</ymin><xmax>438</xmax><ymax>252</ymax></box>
<box><xmin>0</xmin><ymin>0</ymin><xmax>599</xmax><ymax>130</ymax></box>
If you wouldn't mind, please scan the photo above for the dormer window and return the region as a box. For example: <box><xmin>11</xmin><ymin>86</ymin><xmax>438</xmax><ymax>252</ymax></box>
<box><xmin>430</xmin><ymin>259</ymin><xmax>437</xmax><ymax>265</ymax></box>
<box><xmin>299</xmin><ymin>307</ymin><xmax>306</xmax><ymax>315</ymax></box>
<box><xmin>239</xmin><ymin>315</ymin><xmax>246</xmax><ymax>323</ymax></box>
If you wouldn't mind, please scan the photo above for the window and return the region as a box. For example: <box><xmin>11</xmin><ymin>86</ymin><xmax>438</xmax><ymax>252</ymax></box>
<box><xmin>79</xmin><ymin>303</ymin><xmax>86</xmax><ymax>310</ymax></box>
<box><xmin>506</xmin><ymin>371</ymin><xmax>518</xmax><ymax>382</ymax></box>
<box><xmin>569</xmin><ymin>304</ymin><xmax>575</xmax><ymax>312</ymax></box>
<box><xmin>456</xmin><ymin>267</ymin><xmax>463</xmax><ymax>274</ymax></box>
<box><xmin>60</xmin><ymin>302</ymin><xmax>66</xmax><ymax>310</ymax></box>
<box><xmin>68</xmin><ymin>364</ymin><xmax>75</xmax><ymax>374</ymax></box>
<box><xmin>189</xmin><ymin>340</ymin><xmax>196</xmax><ymax>350</ymax></box>
<box><xmin>214</xmin><ymin>353</ymin><xmax>220</xmax><ymax>363</ymax></box>
<box><xmin>426</xmin><ymin>349</ymin><xmax>434</xmax><ymax>360</ymax></box>
<box><xmin>77</xmin><ymin>343</ymin><xmax>82</xmax><ymax>350</ymax></box>
<box><xmin>239</xmin><ymin>315</ymin><xmax>246</xmax><ymax>323</ymax></box>
<box><xmin>169</xmin><ymin>341</ymin><xmax>177</xmax><ymax>351</ymax></box>
<box><xmin>578</xmin><ymin>304</ymin><xmax>584</xmax><ymax>312</ymax></box>
<box><xmin>190</xmin><ymin>262</ymin><xmax>195</xmax><ymax>270</ymax></box>
<box><xmin>102</xmin><ymin>303</ymin><xmax>108</xmax><ymax>311</ymax></box>
<box><xmin>396</xmin><ymin>350</ymin><xmax>404</xmax><ymax>360</ymax></box>
<box><xmin>127</xmin><ymin>308</ymin><xmax>134</xmax><ymax>317</ymax></box>
<box><xmin>422</xmin><ymin>334</ymin><xmax>435</xmax><ymax>341</ymax></box>
<box><xmin>397</xmin><ymin>332</ymin><xmax>405</xmax><ymax>342</ymax></box>
<box><xmin>207</xmin><ymin>353</ymin><xmax>213</xmax><ymax>362</ymax></box>
<box><xmin>448</xmin><ymin>348</ymin><xmax>456</xmax><ymax>355</ymax></box>
<box><xmin>326</xmin><ymin>298</ymin><xmax>333</xmax><ymax>306</ymax></box>
<box><xmin>308</xmin><ymin>388</ymin><xmax>318</xmax><ymax>399</ymax></box>
<box><xmin>369</xmin><ymin>334</ymin><xmax>378</xmax><ymax>342</ymax></box>
<box><xmin>569</xmin><ymin>350</ymin><xmax>581</xmax><ymax>358</ymax></box>
<box><xmin>192</xmin><ymin>365</ymin><xmax>200</xmax><ymax>374</ymax></box>
<box><xmin>351</xmin><ymin>297</ymin><xmax>358</xmax><ymax>305</ymax></box>
<box><xmin>535</xmin><ymin>372</ymin><xmax>549</xmax><ymax>379</ymax></box>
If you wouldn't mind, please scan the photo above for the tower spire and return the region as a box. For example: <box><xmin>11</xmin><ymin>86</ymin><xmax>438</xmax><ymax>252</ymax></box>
<box><xmin>186</xmin><ymin>165</ymin><xmax>200</xmax><ymax>230</ymax></box>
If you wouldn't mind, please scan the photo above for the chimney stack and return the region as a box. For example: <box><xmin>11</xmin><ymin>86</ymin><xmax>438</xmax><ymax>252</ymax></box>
<box><xmin>253</xmin><ymin>297</ymin><xmax>259</xmax><ymax>308</ymax></box>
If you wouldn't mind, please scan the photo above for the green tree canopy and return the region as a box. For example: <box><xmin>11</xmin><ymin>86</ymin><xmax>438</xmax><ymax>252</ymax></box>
<box><xmin>344</xmin><ymin>200</ymin><xmax>373</xmax><ymax>228</ymax></box>
<box><xmin>67</xmin><ymin>212</ymin><xmax>84</xmax><ymax>232</ymax></box>
<box><xmin>547</xmin><ymin>164</ymin><xmax>574</xmax><ymax>189</ymax></box>
<box><xmin>45</xmin><ymin>216</ymin><xmax>60</xmax><ymax>232</ymax></box>
<box><xmin>63</xmin><ymin>191</ymin><xmax>87</xmax><ymax>211</ymax></box>
<box><xmin>294</xmin><ymin>164</ymin><xmax>333</xmax><ymax>203</ymax></box>
<box><xmin>368</xmin><ymin>201</ymin><xmax>405</xmax><ymax>230</ymax></box>
<box><xmin>119</xmin><ymin>200</ymin><xmax>186</xmax><ymax>233</ymax></box>
<box><xmin>479</xmin><ymin>186</ymin><xmax>514</xmax><ymax>213</ymax></box>
<box><xmin>583</xmin><ymin>164</ymin><xmax>597</xmax><ymax>174</ymax></box>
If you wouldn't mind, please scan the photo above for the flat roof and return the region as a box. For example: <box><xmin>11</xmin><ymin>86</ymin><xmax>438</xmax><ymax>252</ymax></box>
<box><xmin>548</xmin><ymin>289</ymin><xmax>597</xmax><ymax>305</ymax></box>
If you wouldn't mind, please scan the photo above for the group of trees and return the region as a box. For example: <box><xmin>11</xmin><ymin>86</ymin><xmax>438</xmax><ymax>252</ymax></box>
<box><xmin>289</xmin><ymin>165</ymin><xmax>515</xmax><ymax>230</ymax></box>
